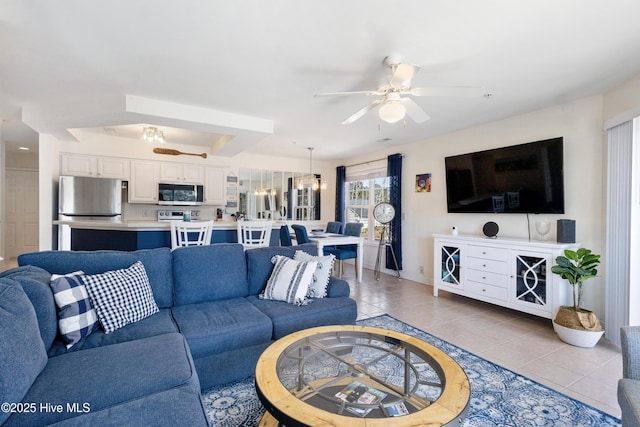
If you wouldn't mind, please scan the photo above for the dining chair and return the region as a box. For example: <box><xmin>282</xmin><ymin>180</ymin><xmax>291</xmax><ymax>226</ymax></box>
<box><xmin>237</xmin><ymin>220</ymin><xmax>273</xmax><ymax>249</ymax></box>
<box><xmin>291</xmin><ymin>224</ymin><xmax>310</xmax><ymax>244</ymax></box>
<box><xmin>170</xmin><ymin>220</ymin><xmax>214</xmax><ymax>250</ymax></box>
<box><xmin>279</xmin><ymin>225</ymin><xmax>293</xmax><ymax>246</ymax></box>
<box><xmin>325</xmin><ymin>221</ymin><xmax>343</xmax><ymax>234</ymax></box>
<box><xmin>323</xmin><ymin>222</ymin><xmax>364</xmax><ymax>278</ymax></box>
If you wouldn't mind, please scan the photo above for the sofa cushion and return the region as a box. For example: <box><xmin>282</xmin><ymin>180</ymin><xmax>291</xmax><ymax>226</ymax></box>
<box><xmin>4</xmin><ymin>333</ymin><xmax>199</xmax><ymax>426</ymax></box>
<box><xmin>18</xmin><ymin>248</ymin><xmax>174</xmax><ymax>308</ymax></box>
<box><xmin>172</xmin><ymin>298</ymin><xmax>272</xmax><ymax>358</ymax></box>
<box><xmin>47</xmin><ymin>308</ymin><xmax>178</xmax><ymax>356</ymax></box>
<box><xmin>248</xmin><ymin>294</ymin><xmax>358</xmax><ymax>340</ymax></box>
<box><xmin>46</xmin><ymin>386</ymin><xmax>209</xmax><ymax>427</ymax></box>
<box><xmin>0</xmin><ymin>265</ymin><xmax>57</xmax><ymax>350</ymax></box>
<box><xmin>0</xmin><ymin>279</ymin><xmax>48</xmax><ymax>425</ymax></box>
<box><xmin>50</xmin><ymin>272</ymin><xmax>99</xmax><ymax>348</ymax></box>
<box><xmin>81</xmin><ymin>261</ymin><xmax>159</xmax><ymax>334</ymax></box>
<box><xmin>294</xmin><ymin>250</ymin><xmax>335</xmax><ymax>298</ymax></box>
<box><xmin>260</xmin><ymin>255</ymin><xmax>316</xmax><ymax>305</ymax></box>
<box><xmin>245</xmin><ymin>243</ymin><xmax>318</xmax><ymax>295</ymax></box>
<box><xmin>172</xmin><ymin>243</ymin><xmax>249</xmax><ymax>305</ymax></box>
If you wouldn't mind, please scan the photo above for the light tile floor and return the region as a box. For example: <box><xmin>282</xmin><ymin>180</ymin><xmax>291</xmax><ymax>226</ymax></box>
<box><xmin>343</xmin><ymin>267</ymin><xmax>622</xmax><ymax>418</ymax></box>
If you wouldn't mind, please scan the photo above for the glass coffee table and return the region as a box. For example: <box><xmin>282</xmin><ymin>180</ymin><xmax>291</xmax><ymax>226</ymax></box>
<box><xmin>255</xmin><ymin>325</ymin><xmax>470</xmax><ymax>427</ymax></box>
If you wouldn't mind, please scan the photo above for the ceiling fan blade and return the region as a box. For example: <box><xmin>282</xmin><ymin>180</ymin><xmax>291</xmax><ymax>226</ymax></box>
<box><xmin>314</xmin><ymin>90</ymin><xmax>378</xmax><ymax>97</ymax></box>
<box><xmin>401</xmin><ymin>98</ymin><xmax>430</xmax><ymax>123</ymax></box>
<box><xmin>390</xmin><ymin>63</ymin><xmax>420</xmax><ymax>88</ymax></box>
<box><xmin>407</xmin><ymin>86</ymin><xmax>486</xmax><ymax>97</ymax></box>
<box><xmin>342</xmin><ymin>99</ymin><xmax>383</xmax><ymax>124</ymax></box>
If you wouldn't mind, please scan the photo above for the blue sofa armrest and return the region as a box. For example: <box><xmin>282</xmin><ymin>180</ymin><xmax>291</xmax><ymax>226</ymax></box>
<box><xmin>326</xmin><ymin>276</ymin><xmax>350</xmax><ymax>298</ymax></box>
<box><xmin>619</xmin><ymin>326</ymin><xmax>640</xmax><ymax>427</ymax></box>
<box><xmin>622</xmin><ymin>326</ymin><xmax>640</xmax><ymax>380</ymax></box>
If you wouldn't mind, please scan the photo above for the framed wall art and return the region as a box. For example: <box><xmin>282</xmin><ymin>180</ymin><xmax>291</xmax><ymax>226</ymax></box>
<box><xmin>415</xmin><ymin>173</ymin><xmax>431</xmax><ymax>192</ymax></box>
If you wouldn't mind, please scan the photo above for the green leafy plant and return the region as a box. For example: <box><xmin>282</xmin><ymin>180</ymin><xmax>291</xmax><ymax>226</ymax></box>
<box><xmin>551</xmin><ymin>248</ymin><xmax>601</xmax><ymax>312</ymax></box>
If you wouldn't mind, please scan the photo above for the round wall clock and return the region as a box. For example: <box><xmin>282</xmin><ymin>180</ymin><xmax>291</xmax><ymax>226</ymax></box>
<box><xmin>373</xmin><ymin>202</ymin><xmax>395</xmax><ymax>224</ymax></box>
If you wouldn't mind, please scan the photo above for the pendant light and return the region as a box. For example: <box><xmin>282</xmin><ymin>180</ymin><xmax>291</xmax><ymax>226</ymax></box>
<box><xmin>297</xmin><ymin>147</ymin><xmax>327</xmax><ymax>190</ymax></box>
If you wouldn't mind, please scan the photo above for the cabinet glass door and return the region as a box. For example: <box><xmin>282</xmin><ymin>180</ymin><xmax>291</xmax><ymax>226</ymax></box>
<box><xmin>441</xmin><ymin>245</ymin><xmax>462</xmax><ymax>286</ymax></box>
<box><xmin>514</xmin><ymin>253</ymin><xmax>549</xmax><ymax>309</ymax></box>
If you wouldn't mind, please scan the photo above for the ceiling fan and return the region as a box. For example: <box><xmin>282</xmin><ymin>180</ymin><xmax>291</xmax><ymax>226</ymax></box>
<box><xmin>314</xmin><ymin>55</ymin><xmax>486</xmax><ymax>125</ymax></box>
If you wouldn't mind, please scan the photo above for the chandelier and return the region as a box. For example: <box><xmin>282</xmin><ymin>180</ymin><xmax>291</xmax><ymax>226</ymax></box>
<box><xmin>142</xmin><ymin>126</ymin><xmax>165</xmax><ymax>143</ymax></box>
<box><xmin>297</xmin><ymin>147</ymin><xmax>327</xmax><ymax>191</ymax></box>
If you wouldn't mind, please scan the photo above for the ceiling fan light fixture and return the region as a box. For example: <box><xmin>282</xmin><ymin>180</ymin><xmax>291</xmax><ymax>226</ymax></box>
<box><xmin>378</xmin><ymin>101</ymin><xmax>406</xmax><ymax>124</ymax></box>
<box><xmin>142</xmin><ymin>126</ymin><xmax>165</xmax><ymax>143</ymax></box>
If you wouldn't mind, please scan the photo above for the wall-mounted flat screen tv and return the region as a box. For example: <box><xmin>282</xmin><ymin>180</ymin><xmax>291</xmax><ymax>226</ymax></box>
<box><xmin>445</xmin><ymin>137</ymin><xmax>565</xmax><ymax>214</ymax></box>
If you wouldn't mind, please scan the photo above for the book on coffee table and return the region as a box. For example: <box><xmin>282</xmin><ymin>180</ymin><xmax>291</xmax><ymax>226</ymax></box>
<box><xmin>335</xmin><ymin>380</ymin><xmax>387</xmax><ymax>416</ymax></box>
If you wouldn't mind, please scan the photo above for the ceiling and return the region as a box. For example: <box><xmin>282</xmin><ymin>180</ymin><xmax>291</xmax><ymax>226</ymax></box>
<box><xmin>2</xmin><ymin>1</ymin><xmax>640</xmax><ymax>160</ymax></box>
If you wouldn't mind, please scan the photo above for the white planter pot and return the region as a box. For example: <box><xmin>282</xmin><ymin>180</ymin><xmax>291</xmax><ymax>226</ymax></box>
<box><xmin>553</xmin><ymin>321</ymin><xmax>604</xmax><ymax>348</ymax></box>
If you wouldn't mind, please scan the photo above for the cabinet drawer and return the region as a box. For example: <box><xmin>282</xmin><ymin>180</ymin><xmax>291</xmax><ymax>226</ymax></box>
<box><xmin>466</xmin><ymin>257</ymin><xmax>508</xmax><ymax>275</ymax></box>
<box><xmin>466</xmin><ymin>269</ymin><xmax>508</xmax><ymax>287</ymax></box>
<box><xmin>466</xmin><ymin>281</ymin><xmax>508</xmax><ymax>301</ymax></box>
<box><xmin>467</xmin><ymin>245</ymin><xmax>508</xmax><ymax>261</ymax></box>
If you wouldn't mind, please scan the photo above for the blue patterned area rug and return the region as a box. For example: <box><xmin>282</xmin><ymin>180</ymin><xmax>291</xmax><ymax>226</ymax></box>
<box><xmin>201</xmin><ymin>314</ymin><xmax>621</xmax><ymax>426</ymax></box>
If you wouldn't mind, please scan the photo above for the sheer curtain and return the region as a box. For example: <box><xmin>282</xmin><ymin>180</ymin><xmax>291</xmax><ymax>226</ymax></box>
<box><xmin>605</xmin><ymin>118</ymin><xmax>638</xmax><ymax>346</ymax></box>
<box><xmin>387</xmin><ymin>153</ymin><xmax>403</xmax><ymax>271</ymax></box>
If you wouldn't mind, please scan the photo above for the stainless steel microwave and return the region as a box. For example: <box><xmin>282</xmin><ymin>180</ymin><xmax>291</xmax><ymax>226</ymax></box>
<box><xmin>158</xmin><ymin>183</ymin><xmax>204</xmax><ymax>206</ymax></box>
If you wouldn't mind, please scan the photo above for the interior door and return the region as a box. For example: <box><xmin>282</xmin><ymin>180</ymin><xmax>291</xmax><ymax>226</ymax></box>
<box><xmin>6</xmin><ymin>169</ymin><xmax>39</xmax><ymax>258</ymax></box>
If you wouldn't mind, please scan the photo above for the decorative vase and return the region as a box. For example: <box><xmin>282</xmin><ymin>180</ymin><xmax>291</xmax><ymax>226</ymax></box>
<box><xmin>553</xmin><ymin>321</ymin><xmax>604</xmax><ymax>348</ymax></box>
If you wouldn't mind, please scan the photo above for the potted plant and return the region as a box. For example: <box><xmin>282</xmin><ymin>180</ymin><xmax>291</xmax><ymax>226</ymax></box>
<box><xmin>550</xmin><ymin>248</ymin><xmax>603</xmax><ymax>347</ymax></box>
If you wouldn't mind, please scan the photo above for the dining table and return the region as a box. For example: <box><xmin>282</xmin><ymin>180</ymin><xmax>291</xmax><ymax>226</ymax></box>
<box><xmin>308</xmin><ymin>233</ymin><xmax>364</xmax><ymax>282</ymax></box>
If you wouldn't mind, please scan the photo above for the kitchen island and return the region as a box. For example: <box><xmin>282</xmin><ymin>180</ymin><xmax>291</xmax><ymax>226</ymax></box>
<box><xmin>54</xmin><ymin>220</ymin><xmax>323</xmax><ymax>251</ymax></box>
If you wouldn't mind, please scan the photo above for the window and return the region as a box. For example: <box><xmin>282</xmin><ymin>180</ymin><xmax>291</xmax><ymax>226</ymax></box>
<box><xmin>345</xmin><ymin>176</ymin><xmax>390</xmax><ymax>240</ymax></box>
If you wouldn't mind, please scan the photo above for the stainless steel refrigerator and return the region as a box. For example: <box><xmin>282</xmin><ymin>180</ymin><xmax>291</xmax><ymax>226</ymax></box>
<box><xmin>58</xmin><ymin>176</ymin><xmax>123</xmax><ymax>221</ymax></box>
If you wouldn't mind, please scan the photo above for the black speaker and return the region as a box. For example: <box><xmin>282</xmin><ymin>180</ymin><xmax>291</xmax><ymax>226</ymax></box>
<box><xmin>483</xmin><ymin>221</ymin><xmax>499</xmax><ymax>238</ymax></box>
<box><xmin>557</xmin><ymin>219</ymin><xmax>576</xmax><ymax>243</ymax></box>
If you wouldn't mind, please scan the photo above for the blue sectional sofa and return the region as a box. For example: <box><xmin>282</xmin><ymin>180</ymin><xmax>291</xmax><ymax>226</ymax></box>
<box><xmin>0</xmin><ymin>243</ymin><xmax>357</xmax><ymax>426</ymax></box>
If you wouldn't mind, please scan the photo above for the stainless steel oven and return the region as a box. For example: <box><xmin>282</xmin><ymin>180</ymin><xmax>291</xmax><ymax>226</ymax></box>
<box><xmin>158</xmin><ymin>183</ymin><xmax>204</xmax><ymax>206</ymax></box>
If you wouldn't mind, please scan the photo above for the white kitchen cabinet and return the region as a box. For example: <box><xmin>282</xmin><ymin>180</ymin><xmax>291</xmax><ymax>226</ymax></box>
<box><xmin>61</xmin><ymin>154</ymin><xmax>129</xmax><ymax>179</ymax></box>
<box><xmin>433</xmin><ymin>234</ymin><xmax>578</xmax><ymax>319</ymax></box>
<box><xmin>159</xmin><ymin>163</ymin><xmax>204</xmax><ymax>184</ymax></box>
<box><xmin>204</xmin><ymin>167</ymin><xmax>225</xmax><ymax>205</ymax></box>
<box><xmin>129</xmin><ymin>161</ymin><xmax>160</xmax><ymax>203</ymax></box>
<box><xmin>97</xmin><ymin>157</ymin><xmax>130</xmax><ymax>179</ymax></box>
<box><xmin>61</xmin><ymin>154</ymin><xmax>97</xmax><ymax>177</ymax></box>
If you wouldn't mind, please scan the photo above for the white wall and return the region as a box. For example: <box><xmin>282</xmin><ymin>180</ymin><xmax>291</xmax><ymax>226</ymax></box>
<box><xmin>6</xmin><ymin>151</ymin><xmax>38</xmax><ymax>170</ymax></box>
<box><xmin>339</xmin><ymin>95</ymin><xmax>607</xmax><ymax>318</ymax></box>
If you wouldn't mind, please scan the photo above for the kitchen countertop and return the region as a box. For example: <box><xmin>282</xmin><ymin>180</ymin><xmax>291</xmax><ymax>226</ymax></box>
<box><xmin>53</xmin><ymin>219</ymin><xmax>323</xmax><ymax>231</ymax></box>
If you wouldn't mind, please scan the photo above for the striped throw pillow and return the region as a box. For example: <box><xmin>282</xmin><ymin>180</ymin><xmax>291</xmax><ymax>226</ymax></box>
<box><xmin>260</xmin><ymin>255</ymin><xmax>317</xmax><ymax>305</ymax></box>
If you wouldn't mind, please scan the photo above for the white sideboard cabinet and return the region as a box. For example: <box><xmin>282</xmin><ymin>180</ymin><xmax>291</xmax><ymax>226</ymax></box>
<box><xmin>433</xmin><ymin>234</ymin><xmax>579</xmax><ymax>319</ymax></box>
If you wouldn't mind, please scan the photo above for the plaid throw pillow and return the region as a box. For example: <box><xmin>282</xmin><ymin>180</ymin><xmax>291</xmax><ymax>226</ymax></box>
<box><xmin>260</xmin><ymin>255</ymin><xmax>317</xmax><ymax>305</ymax></box>
<box><xmin>294</xmin><ymin>250</ymin><xmax>335</xmax><ymax>298</ymax></box>
<box><xmin>81</xmin><ymin>261</ymin><xmax>159</xmax><ymax>334</ymax></box>
<box><xmin>49</xmin><ymin>271</ymin><xmax>99</xmax><ymax>348</ymax></box>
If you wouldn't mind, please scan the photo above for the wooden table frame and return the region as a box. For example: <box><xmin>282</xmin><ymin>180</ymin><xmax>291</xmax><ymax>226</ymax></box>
<box><xmin>309</xmin><ymin>234</ymin><xmax>364</xmax><ymax>282</ymax></box>
<box><xmin>256</xmin><ymin>325</ymin><xmax>470</xmax><ymax>427</ymax></box>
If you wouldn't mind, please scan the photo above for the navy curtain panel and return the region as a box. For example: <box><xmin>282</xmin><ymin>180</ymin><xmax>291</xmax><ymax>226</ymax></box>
<box><xmin>335</xmin><ymin>166</ymin><xmax>346</xmax><ymax>223</ymax></box>
<box><xmin>387</xmin><ymin>154</ymin><xmax>402</xmax><ymax>270</ymax></box>
<box><xmin>286</xmin><ymin>177</ymin><xmax>293</xmax><ymax>220</ymax></box>
<box><xmin>313</xmin><ymin>174</ymin><xmax>321</xmax><ymax>220</ymax></box>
